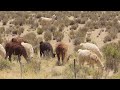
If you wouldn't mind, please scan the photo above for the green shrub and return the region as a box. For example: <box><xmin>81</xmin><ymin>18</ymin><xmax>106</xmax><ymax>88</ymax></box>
<box><xmin>17</xmin><ymin>27</ymin><xmax>24</xmax><ymax>35</ymax></box>
<box><xmin>37</xmin><ymin>28</ymin><xmax>44</xmax><ymax>35</ymax></box>
<box><xmin>0</xmin><ymin>60</ymin><xmax>12</xmax><ymax>70</ymax></box>
<box><xmin>0</xmin><ymin>27</ymin><xmax>5</xmax><ymax>34</ymax></box>
<box><xmin>53</xmin><ymin>31</ymin><xmax>64</xmax><ymax>41</ymax></box>
<box><xmin>102</xmin><ymin>42</ymin><xmax>120</xmax><ymax>73</ymax></box>
<box><xmin>44</xmin><ymin>31</ymin><xmax>52</xmax><ymax>41</ymax></box>
<box><xmin>103</xmin><ymin>35</ymin><xmax>112</xmax><ymax>43</ymax></box>
<box><xmin>12</xmin><ymin>30</ymin><xmax>18</xmax><ymax>35</ymax></box>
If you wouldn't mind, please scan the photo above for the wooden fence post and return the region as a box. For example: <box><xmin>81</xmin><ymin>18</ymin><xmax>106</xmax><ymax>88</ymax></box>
<box><xmin>74</xmin><ymin>59</ymin><xmax>76</xmax><ymax>79</ymax></box>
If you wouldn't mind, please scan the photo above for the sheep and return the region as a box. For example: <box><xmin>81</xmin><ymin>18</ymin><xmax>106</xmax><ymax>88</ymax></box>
<box><xmin>21</xmin><ymin>42</ymin><xmax>34</xmax><ymax>60</ymax></box>
<box><xmin>80</xmin><ymin>42</ymin><xmax>103</xmax><ymax>59</ymax></box>
<box><xmin>77</xmin><ymin>49</ymin><xmax>104</xmax><ymax>70</ymax></box>
<box><xmin>0</xmin><ymin>44</ymin><xmax>6</xmax><ymax>59</ymax></box>
<box><xmin>41</xmin><ymin>17</ymin><xmax>53</xmax><ymax>21</ymax></box>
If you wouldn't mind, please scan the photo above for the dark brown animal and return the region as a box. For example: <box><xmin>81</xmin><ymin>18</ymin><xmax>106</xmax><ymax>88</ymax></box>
<box><xmin>5</xmin><ymin>41</ymin><xmax>30</xmax><ymax>63</ymax></box>
<box><xmin>11</xmin><ymin>37</ymin><xmax>27</xmax><ymax>44</ymax></box>
<box><xmin>55</xmin><ymin>42</ymin><xmax>69</xmax><ymax>66</ymax></box>
<box><xmin>39</xmin><ymin>41</ymin><xmax>55</xmax><ymax>58</ymax></box>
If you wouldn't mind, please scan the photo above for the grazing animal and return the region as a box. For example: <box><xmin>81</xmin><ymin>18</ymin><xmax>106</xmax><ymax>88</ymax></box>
<box><xmin>80</xmin><ymin>42</ymin><xmax>103</xmax><ymax>59</ymax></box>
<box><xmin>21</xmin><ymin>42</ymin><xmax>34</xmax><ymax>60</ymax></box>
<box><xmin>0</xmin><ymin>44</ymin><xmax>6</xmax><ymax>59</ymax></box>
<box><xmin>55</xmin><ymin>42</ymin><xmax>70</xmax><ymax>65</ymax></box>
<box><xmin>5</xmin><ymin>42</ymin><xmax>30</xmax><ymax>63</ymax></box>
<box><xmin>39</xmin><ymin>41</ymin><xmax>55</xmax><ymax>58</ymax></box>
<box><xmin>11</xmin><ymin>37</ymin><xmax>27</xmax><ymax>44</ymax></box>
<box><xmin>77</xmin><ymin>49</ymin><xmax>104</xmax><ymax>70</ymax></box>
<box><xmin>41</xmin><ymin>17</ymin><xmax>53</xmax><ymax>21</ymax></box>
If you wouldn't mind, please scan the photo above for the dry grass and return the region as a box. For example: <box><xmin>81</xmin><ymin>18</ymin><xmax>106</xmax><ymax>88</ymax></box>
<box><xmin>0</xmin><ymin>11</ymin><xmax>120</xmax><ymax>79</ymax></box>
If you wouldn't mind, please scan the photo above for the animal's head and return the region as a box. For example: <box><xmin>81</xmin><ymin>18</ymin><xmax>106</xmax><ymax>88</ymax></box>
<box><xmin>40</xmin><ymin>41</ymin><xmax>43</xmax><ymax>45</ymax></box>
<box><xmin>79</xmin><ymin>43</ymin><xmax>84</xmax><ymax>49</ymax></box>
<box><xmin>77</xmin><ymin>49</ymin><xmax>82</xmax><ymax>53</ymax></box>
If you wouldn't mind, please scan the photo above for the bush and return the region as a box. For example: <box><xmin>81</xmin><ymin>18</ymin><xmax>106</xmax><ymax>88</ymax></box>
<box><xmin>74</xmin><ymin>45</ymin><xmax>81</xmax><ymax>52</ymax></box>
<box><xmin>17</xmin><ymin>27</ymin><xmax>24</xmax><ymax>35</ymax></box>
<box><xmin>0</xmin><ymin>27</ymin><xmax>5</xmax><ymax>34</ymax></box>
<box><xmin>44</xmin><ymin>31</ymin><xmax>52</xmax><ymax>41</ymax></box>
<box><xmin>102</xmin><ymin>42</ymin><xmax>120</xmax><ymax>73</ymax></box>
<box><xmin>0</xmin><ymin>60</ymin><xmax>12</xmax><ymax>70</ymax></box>
<box><xmin>70</xmin><ymin>24</ymin><xmax>78</xmax><ymax>30</ymax></box>
<box><xmin>12</xmin><ymin>30</ymin><xmax>18</xmax><ymax>35</ymax></box>
<box><xmin>37</xmin><ymin>28</ymin><xmax>44</xmax><ymax>35</ymax></box>
<box><xmin>69</xmin><ymin>20</ymin><xmax>75</xmax><ymax>25</ymax></box>
<box><xmin>73</xmin><ymin>37</ymin><xmax>84</xmax><ymax>45</ymax></box>
<box><xmin>103</xmin><ymin>35</ymin><xmax>112</xmax><ymax>43</ymax></box>
<box><xmin>24</xmin><ymin>60</ymin><xmax>41</xmax><ymax>74</ymax></box>
<box><xmin>48</xmin><ymin>25</ymin><xmax>57</xmax><ymax>33</ymax></box>
<box><xmin>76</xmin><ymin>27</ymin><xmax>88</xmax><ymax>38</ymax></box>
<box><xmin>23</xmin><ymin>32</ymin><xmax>37</xmax><ymax>46</ymax></box>
<box><xmin>69</xmin><ymin>30</ymin><xmax>76</xmax><ymax>39</ymax></box>
<box><xmin>0</xmin><ymin>35</ymin><xmax>3</xmax><ymax>44</ymax></box>
<box><xmin>2</xmin><ymin>19</ymin><xmax>8</xmax><ymax>25</ymax></box>
<box><xmin>53</xmin><ymin>31</ymin><xmax>64</xmax><ymax>42</ymax></box>
<box><xmin>86</xmin><ymin>36</ymin><xmax>91</xmax><ymax>42</ymax></box>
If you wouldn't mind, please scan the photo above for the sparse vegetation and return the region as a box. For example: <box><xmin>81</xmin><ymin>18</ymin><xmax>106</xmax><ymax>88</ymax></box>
<box><xmin>37</xmin><ymin>28</ymin><xmax>44</xmax><ymax>35</ymax></box>
<box><xmin>0</xmin><ymin>11</ymin><xmax>120</xmax><ymax>79</ymax></box>
<box><xmin>44</xmin><ymin>31</ymin><xmax>52</xmax><ymax>41</ymax></box>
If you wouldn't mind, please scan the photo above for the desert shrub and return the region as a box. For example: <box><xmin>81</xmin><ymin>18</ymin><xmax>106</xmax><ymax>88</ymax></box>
<box><xmin>75</xmin><ymin>18</ymin><xmax>81</xmax><ymax>24</ymax></box>
<box><xmin>76</xmin><ymin>27</ymin><xmax>88</xmax><ymax>38</ymax></box>
<box><xmin>74</xmin><ymin>45</ymin><xmax>81</xmax><ymax>52</ymax></box>
<box><xmin>5</xmin><ymin>27</ymin><xmax>14</xmax><ymax>35</ymax></box>
<box><xmin>2</xmin><ymin>19</ymin><xmax>8</xmax><ymax>25</ymax></box>
<box><xmin>0</xmin><ymin>35</ymin><xmax>3</xmax><ymax>44</ymax></box>
<box><xmin>12</xmin><ymin>30</ymin><xmax>18</xmax><ymax>35</ymax></box>
<box><xmin>0</xmin><ymin>27</ymin><xmax>5</xmax><ymax>34</ymax></box>
<box><xmin>30</xmin><ymin>22</ymin><xmax>39</xmax><ymax>29</ymax></box>
<box><xmin>17</xmin><ymin>27</ymin><xmax>24</xmax><ymax>35</ymax></box>
<box><xmin>24</xmin><ymin>60</ymin><xmax>41</xmax><ymax>74</ymax></box>
<box><xmin>69</xmin><ymin>30</ymin><xmax>76</xmax><ymax>39</ymax></box>
<box><xmin>80</xmin><ymin>18</ymin><xmax>87</xmax><ymax>24</ymax></box>
<box><xmin>48</xmin><ymin>25</ymin><xmax>57</xmax><ymax>33</ymax></box>
<box><xmin>73</xmin><ymin>36</ymin><xmax>85</xmax><ymax>45</ymax></box>
<box><xmin>37</xmin><ymin>28</ymin><xmax>44</xmax><ymax>35</ymax></box>
<box><xmin>86</xmin><ymin>36</ymin><xmax>91</xmax><ymax>42</ymax></box>
<box><xmin>69</xmin><ymin>20</ymin><xmax>76</xmax><ymax>25</ymax></box>
<box><xmin>23</xmin><ymin>32</ymin><xmax>37</xmax><ymax>46</ymax></box>
<box><xmin>102</xmin><ymin>42</ymin><xmax>120</xmax><ymax>73</ymax></box>
<box><xmin>108</xmin><ymin>27</ymin><xmax>118</xmax><ymax>39</ymax></box>
<box><xmin>12</xmin><ymin>18</ymin><xmax>25</xmax><ymax>26</ymax></box>
<box><xmin>44</xmin><ymin>31</ymin><xmax>52</xmax><ymax>41</ymax></box>
<box><xmin>0</xmin><ymin>60</ymin><xmax>12</xmax><ymax>70</ymax></box>
<box><xmin>58</xmin><ymin>24</ymin><xmax>65</xmax><ymax>32</ymax></box>
<box><xmin>53</xmin><ymin>31</ymin><xmax>64</xmax><ymax>42</ymax></box>
<box><xmin>70</xmin><ymin>23</ymin><xmax>78</xmax><ymax>30</ymax></box>
<box><xmin>103</xmin><ymin>35</ymin><xmax>112</xmax><ymax>43</ymax></box>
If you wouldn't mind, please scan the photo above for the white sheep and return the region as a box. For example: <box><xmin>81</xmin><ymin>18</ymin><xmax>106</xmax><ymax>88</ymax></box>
<box><xmin>77</xmin><ymin>49</ymin><xmax>104</xmax><ymax>70</ymax></box>
<box><xmin>41</xmin><ymin>17</ymin><xmax>53</xmax><ymax>21</ymax></box>
<box><xmin>80</xmin><ymin>42</ymin><xmax>103</xmax><ymax>59</ymax></box>
<box><xmin>0</xmin><ymin>44</ymin><xmax>6</xmax><ymax>59</ymax></box>
<box><xmin>21</xmin><ymin>42</ymin><xmax>34</xmax><ymax>59</ymax></box>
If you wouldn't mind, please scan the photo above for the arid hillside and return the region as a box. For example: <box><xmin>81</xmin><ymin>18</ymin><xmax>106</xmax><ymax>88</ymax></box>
<box><xmin>0</xmin><ymin>11</ymin><xmax>120</xmax><ymax>79</ymax></box>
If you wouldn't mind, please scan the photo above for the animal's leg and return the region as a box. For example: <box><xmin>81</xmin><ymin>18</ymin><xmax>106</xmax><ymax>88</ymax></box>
<box><xmin>9</xmin><ymin>54</ymin><xmax>12</xmax><ymax>62</ymax></box>
<box><xmin>57</xmin><ymin>54</ymin><xmax>60</xmax><ymax>66</ymax></box>
<box><xmin>5</xmin><ymin>52</ymin><xmax>9</xmax><ymax>60</ymax></box>
<box><xmin>18</xmin><ymin>55</ymin><xmax>21</xmax><ymax>63</ymax></box>
<box><xmin>62</xmin><ymin>52</ymin><xmax>65</xmax><ymax>65</ymax></box>
<box><xmin>40</xmin><ymin>51</ymin><xmax>42</xmax><ymax>57</ymax></box>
